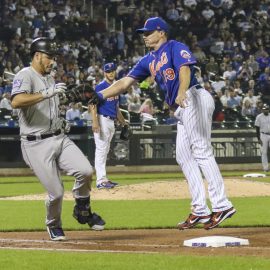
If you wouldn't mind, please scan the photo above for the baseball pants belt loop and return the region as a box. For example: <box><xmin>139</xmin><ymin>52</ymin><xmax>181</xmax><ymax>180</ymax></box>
<box><xmin>261</xmin><ymin>132</ymin><xmax>270</xmax><ymax>135</ymax></box>
<box><xmin>26</xmin><ymin>129</ymin><xmax>62</xmax><ymax>141</ymax></box>
<box><xmin>101</xmin><ymin>114</ymin><xmax>115</xmax><ymax>120</ymax></box>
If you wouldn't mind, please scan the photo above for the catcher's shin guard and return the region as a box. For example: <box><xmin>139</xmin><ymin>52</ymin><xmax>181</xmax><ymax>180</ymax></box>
<box><xmin>73</xmin><ymin>197</ymin><xmax>91</xmax><ymax>224</ymax></box>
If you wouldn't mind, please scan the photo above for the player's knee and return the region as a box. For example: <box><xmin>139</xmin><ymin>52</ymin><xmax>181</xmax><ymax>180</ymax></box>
<box><xmin>48</xmin><ymin>188</ymin><xmax>64</xmax><ymax>202</ymax></box>
<box><xmin>78</xmin><ymin>166</ymin><xmax>93</xmax><ymax>179</ymax></box>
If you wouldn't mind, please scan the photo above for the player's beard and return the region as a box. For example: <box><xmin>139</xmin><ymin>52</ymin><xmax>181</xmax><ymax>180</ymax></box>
<box><xmin>39</xmin><ymin>58</ymin><xmax>53</xmax><ymax>75</ymax></box>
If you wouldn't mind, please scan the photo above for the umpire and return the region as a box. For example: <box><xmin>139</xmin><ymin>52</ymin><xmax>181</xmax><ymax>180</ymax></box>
<box><xmin>11</xmin><ymin>37</ymin><xmax>105</xmax><ymax>241</ymax></box>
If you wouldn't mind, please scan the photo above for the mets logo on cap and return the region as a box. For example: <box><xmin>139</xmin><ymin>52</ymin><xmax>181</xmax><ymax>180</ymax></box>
<box><xmin>104</xmin><ymin>62</ymin><xmax>116</xmax><ymax>72</ymax></box>
<box><xmin>180</xmin><ymin>50</ymin><xmax>191</xmax><ymax>59</ymax></box>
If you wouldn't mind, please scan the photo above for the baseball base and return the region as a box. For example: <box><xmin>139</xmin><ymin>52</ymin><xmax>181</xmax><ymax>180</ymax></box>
<box><xmin>183</xmin><ymin>236</ymin><xmax>249</xmax><ymax>248</ymax></box>
<box><xmin>243</xmin><ymin>173</ymin><xmax>266</xmax><ymax>178</ymax></box>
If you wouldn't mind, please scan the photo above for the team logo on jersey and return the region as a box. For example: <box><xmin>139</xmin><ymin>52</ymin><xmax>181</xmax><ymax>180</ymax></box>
<box><xmin>180</xmin><ymin>50</ymin><xmax>191</xmax><ymax>59</ymax></box>
<box><xmin>12</xmin><ymin>79</ymin><xmax>22</xmax><ymax>89</ymax></box>
<box><xmin>107</xmin><ymin>96</ymin><xmax>119</xmax><ymax>101</ymax></box>
<box><xmin>149</xmin><ymin>52</ymin><xmax>168</xmax><ymax>76</ymax></box>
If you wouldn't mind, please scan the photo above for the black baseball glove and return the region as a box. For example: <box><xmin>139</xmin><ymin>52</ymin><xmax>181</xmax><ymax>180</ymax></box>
<box><xmin>65</xmin><ymin>83</ymin><xmax>99</xmax><ymax>105</ymax></box>
<box><xmin>120</xmin><ymin>125</ymin><xmax>132</xmax><ymax>141</ymax></box>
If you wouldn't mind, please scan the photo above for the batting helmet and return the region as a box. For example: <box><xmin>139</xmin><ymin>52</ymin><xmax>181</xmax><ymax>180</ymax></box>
<box><xmin>30</xmin><ymin>37</ymin><xmax>59</xmax><ymax>57</ymax></box>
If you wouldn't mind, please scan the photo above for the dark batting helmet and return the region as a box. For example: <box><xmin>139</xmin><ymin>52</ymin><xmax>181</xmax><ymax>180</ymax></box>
<box><xmin>30</xmin><ymin>37</ymin><xmax>59</xmax><ymax>57</ymax></box>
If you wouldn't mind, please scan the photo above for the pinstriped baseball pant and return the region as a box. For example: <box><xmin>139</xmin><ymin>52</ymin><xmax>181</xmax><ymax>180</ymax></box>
<box><xmin>175</xmin><ymin>86</ymin><xmax>233</xmax><ymax>215</ymax></box>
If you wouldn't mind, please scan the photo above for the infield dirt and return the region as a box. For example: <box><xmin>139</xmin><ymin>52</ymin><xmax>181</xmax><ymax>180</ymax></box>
<box><xmin>1</xmin><ymin>177</ymin><xmax>269</xmax><ymax>200</ymax></box>
<box><xmin>0</xmin><ymin>228</ymin><xmax>270</xmax><ymax>257</ymax></box>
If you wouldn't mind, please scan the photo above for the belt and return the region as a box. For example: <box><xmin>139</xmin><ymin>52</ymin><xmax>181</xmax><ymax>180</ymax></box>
<box><xmin>261</xmin><ymin>132</ymin><xmax>270</xmax><ymax>135</ymax></box>
<box><xmin>194</xmin><ymin>84</ymin><xmax>202</xmax><ymax>90</ymax></box>
<box><xmin>26</xmin><ymin>129</ymin><xmax>62</xmax><ymax>141</ymax></box>
<box><xmin>101</xmin><ymin>114</ymin><xmax>115</xmax><ymax>120</ymax></box>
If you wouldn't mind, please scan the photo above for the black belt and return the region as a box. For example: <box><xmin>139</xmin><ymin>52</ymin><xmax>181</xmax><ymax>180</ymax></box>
<box><xmin>261</xmin><ymin>132</ymin><xmax>270</xmax><ymax>135</ymax></box>
<box><xmin>194</xmin><ymin>84</ymin><xmax>202</xmax><ymax>90</ymax></box>
<box><xmin>26</xmin><ymin>129</ymin><xmax>62</xmax><ymax>141</ymax></box>
<box><xmin>101</xmin><ymin>115</ymin><xmax>115</xmax><ymax>120</ymax></box>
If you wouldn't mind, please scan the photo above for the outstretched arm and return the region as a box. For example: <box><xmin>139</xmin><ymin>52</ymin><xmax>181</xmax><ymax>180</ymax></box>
<box><xmin>101</xmin><ymin>77</ymin><xmax>136</xmax><ymax>99</ymax></box>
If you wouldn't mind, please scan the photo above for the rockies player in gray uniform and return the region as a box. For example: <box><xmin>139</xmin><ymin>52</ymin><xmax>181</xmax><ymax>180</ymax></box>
<box><xmin>11</xmin><ymin>37</ymin><xmax>105</xmax><ymax>241</ymax></box>
<box><xmin>255</xmin><ymin>104</ymin><xmax>270</xmax><ymax>172</ymax></box>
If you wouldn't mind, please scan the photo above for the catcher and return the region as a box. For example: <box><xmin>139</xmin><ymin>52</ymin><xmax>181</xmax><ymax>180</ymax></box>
<box><xmin>90</xmin><ymin>63</ymin><xmax>131</xmax><ymax>189</ymax></box>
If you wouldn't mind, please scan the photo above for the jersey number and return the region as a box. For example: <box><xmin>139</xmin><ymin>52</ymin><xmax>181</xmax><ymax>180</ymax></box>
<box><xmin>163</xmin><ymin>68</ymin><xmax>175</xmax><ymax>81</ymax></box>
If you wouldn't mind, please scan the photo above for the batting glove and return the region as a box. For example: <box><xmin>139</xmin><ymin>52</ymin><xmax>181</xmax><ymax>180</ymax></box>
<box><xmin>62</xmin><ymin>119</ymin><xmax>71</xmax><ymax>133</ymax></box>
<box><xmin>42</xmin><ymin>83</ymin><xmax>67</xmax><ymax>99</ymax></box>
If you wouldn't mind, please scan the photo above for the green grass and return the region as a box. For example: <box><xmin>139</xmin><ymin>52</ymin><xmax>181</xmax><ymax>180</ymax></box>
<box><xmin>0</xmin><ymin>174</ymin><xmax>183</xmax><ymax>197</ymax></box>
<box><xmin>1</xmin><ymin>172</ymin><xmax>270</xmax><ymax>197</ymax></box>
<box><xmin>0</xmin><ymin>250</ymin><xmax>269</xmax><ymax>270</ymax></box>
<box><xmin>0</xmin><ymin>173</ymin><xmax>183</xmax><ymax>184</ymax></box>
<box><xmin>0</xmin><ymin>173</ymin><xmax>269</xmax><ymax>268</ymax></box>
<box><xmin>0</xmin><ymin>197</ymin><xmax>269</xmax><ymax>231</ymax></box>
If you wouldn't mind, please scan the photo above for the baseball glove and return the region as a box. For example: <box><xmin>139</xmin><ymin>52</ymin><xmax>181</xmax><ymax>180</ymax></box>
<box><xmin>120</xmin><ymin>125</ymin><xmax>132</xmax><ymax>141</ymax></box>
<box><xmin>65</xmin><ymin>83</ymin><xmax>99</xmax><ymax>105</ymax></box>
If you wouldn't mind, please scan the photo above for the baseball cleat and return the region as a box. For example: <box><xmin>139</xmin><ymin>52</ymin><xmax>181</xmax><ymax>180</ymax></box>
<box><xmin>109</xmin><ymin>180</ymin><xmax>119</xmax><ymax>187</ymax></box>
<box><xmin>96</xmin><ymin>181</ymin><xmax>118</xmax><ymax>189</ymax></box>
<box><xmin>204</xmin><ymin>207</ymin><xmax>236</xmax><ymax>230</ymax></box>
<box><xmin>88</xmin><ymin>212</ymin><xmax>106</xmax><ymax>231</ymax></box>
<box><xmin>177</xmin><ymin>213</ymin><xmax>211</xmax><ymax>230</ymax></box>
<box><xmin>47</xmin><ymin>227</ymin><xmax>66</xmax><ymax>241</ymax></box>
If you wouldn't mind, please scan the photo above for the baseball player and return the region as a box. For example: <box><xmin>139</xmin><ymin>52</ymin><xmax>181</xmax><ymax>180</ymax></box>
<box><xmin>90</xmin><ymin>17</ymin><xmax>236</xmax><ymax>230</ymax></box>
<box><xmin>255</xmin><ymin>104</ymin><xmax>270</xmax><ymax>172</ymax></box>
<box><xmin>11</xmin><ymin>37</ymin><xmax>105</xmax><ymax>241</ymax></box>
<box><xmin>90</xmin><ymin>63</ymin><xmax>127</xmax><ymax>189</ymax></box>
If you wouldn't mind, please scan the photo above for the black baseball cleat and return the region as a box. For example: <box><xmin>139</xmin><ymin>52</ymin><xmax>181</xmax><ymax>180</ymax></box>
<box><xmin>47</xmin><ymin>227</ymin><xmax>66</xmax><ymax>241</ymax></box>
<box><xmin>88</xmin><ymin>212</ymin><xmax>106</xmax><ymax>231</ymax></box>
<box><xmin>204</xmin><ymin>207</ymin><xmax>236</xmax><ymax>230</ymax></box>
<box><xmin>177</xmin><ymin>213</ymin><xmax>211</xmax><ymax>230</ymax></box>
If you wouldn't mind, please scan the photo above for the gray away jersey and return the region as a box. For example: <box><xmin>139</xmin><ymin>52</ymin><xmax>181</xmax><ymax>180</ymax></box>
<box><xmin>11</xmin><ymin>67</ymin><xmax>62</xmax><ymax>136</ymax></box>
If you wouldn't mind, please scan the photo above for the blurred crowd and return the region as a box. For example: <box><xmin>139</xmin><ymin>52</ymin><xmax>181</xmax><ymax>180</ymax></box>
<box><xmin>0</xmin><ymin>0</ymin><xmax>270</xmax><ymax>128</ymax></box>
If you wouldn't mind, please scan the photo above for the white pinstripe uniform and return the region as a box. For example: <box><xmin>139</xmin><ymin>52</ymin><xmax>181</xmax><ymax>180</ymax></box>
<box><xmin>128</xmin><ymin>41</ymin><xmax>233</xmax><ymax>217</ymax></box>
<box><xmin>104</xmin><ymin>17</ymin><xmax>234</xmax><ymax>219</ymax></box>
<box><xmin>174</xmin><ymin>86</ymin><xmax>233</xmax><ymax>215</ymax></box>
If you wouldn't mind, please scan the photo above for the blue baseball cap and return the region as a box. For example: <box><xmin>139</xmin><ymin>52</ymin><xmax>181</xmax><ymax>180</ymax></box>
<box><xmin>103</xmin><ymin>62</ymin><xmax>116</xmax><ymax>72</ymax></box>
<box><xmin>136</xmin><ymin>17</ymin><xmax>168</xmax><ymax>33</ymax></box>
